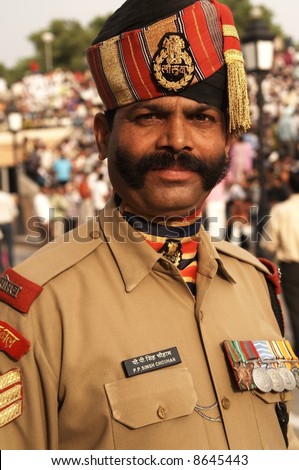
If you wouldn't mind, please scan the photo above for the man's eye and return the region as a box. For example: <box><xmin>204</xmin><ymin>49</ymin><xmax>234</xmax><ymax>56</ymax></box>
<box><xmin>137</xmin><ymin>113</ymin><xmax>156</xmax><ymax>120</ymax></box>
<box><xmin>135</xmin><ymin>113</ymin><xmax>160</xmax><ymax>124</ymax></box>
<box><xmin>194</xmin><ymin>114</ymin><xmax>214</xmax><ymax>122</ymax></box>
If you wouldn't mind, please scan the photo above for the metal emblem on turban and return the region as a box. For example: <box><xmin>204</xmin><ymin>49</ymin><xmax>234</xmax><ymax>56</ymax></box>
<box><xmin>152</xmin><ymin>33</ymin><xmax>195</xmax><ymax>92</ymax></box>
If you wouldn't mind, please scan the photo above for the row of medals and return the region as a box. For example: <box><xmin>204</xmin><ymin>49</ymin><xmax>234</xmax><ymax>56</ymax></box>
<box><xmin>224</xmin><ymin>340</ymin><xmax>299</xmax><ymax>393</ymax></box>
<box><xmin>250</xmin><ymin>362</ymin><xmax>299</xmax><ymax>393</ymax></box>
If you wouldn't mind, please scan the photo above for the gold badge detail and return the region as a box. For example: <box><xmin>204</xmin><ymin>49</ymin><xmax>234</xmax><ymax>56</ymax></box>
<box><xmin>152</xmin><ymin>33</ymin><xmax>195</xmax><ymax>92</ymax></box>
<box><xmin>158</xmin><ymin>240</ymin><xmax>182</xmax><ymax>268</ymax></box>
<box><xmin>0</xmin><ymin>369</ymin><xmax>23</xmax><ymax>427</ymax></box>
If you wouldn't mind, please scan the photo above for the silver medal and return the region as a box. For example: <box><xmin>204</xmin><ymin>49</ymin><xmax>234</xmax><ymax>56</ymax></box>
<box><xmin>252</xmin><ymin>367</ymin><xmax>273</xmax><ymax>392</ymax></box>
<box><xmin>278</xmin><ymin>367</ymin><xmax>296</xmax><ymax>391</ymax></box>
<box><xmin>267</xmin><ymin>367</ymin><xmax>285</xmax><ymax>392</ymax></box>
<box><xmin>291</xmin><ymin>367</ymin><xmax>299</xmax><ymax>388</ymax></box>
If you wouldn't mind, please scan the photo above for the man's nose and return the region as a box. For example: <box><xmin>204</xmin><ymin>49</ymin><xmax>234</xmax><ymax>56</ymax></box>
<box><xmin>156</xmin><ymin>116</ymin><xmax>193</xmax><ymax>153</ymax></box>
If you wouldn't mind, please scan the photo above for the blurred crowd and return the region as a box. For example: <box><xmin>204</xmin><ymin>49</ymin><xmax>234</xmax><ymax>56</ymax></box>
<box><xmin>0</xmin><ymin>45</ymin><xmax>298</xmax><ymax>252</ymax></box>
<box><xmin>203</xmin><ymin>45</ymin><xmax>299</xmax><ymax>252</ymax></box>
<box><xmin>0</xmin><ymin>67</ymin><xmax>112</xmax><ymax>244</ymax></box>
<box><xmin>0</xmin><ymin>68</ymin><xmax>101</xmax><ymax>130</ymax></box>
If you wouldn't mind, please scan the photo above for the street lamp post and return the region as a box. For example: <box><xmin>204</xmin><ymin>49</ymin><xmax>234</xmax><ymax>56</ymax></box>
<box><xmin>242</xmin><ymin>7</ymin><xmax>275</xmax><ymax>255</ymax></box>
<box><xmin>7</xmin><ymin>102</ymin><xmax>24</xmax><ymax>233</ymax></box>
<box><xmin>41</xmin><ymin>31</ymin><xmax>55</xmax><ymax>72</ymax></box>
<box><xmin>7</xmin><ymin>103</ymin><xmax>23</xmax><ymax>193</ymax></box>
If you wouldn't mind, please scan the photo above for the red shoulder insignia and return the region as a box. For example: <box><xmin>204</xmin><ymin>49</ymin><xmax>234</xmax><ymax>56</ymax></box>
<box><xmin>0</xmin><ymin>268</ymin><xmax>43</xmax><ymax>313</ymax></box>
<box><xmin>258</xmin><ymin>257</ymin><xmax>281</xmax><ymax>294</ymax></box>
<box><xmin>0</xmin><ymin>369</ymin><xmax>23</xmax><ymax>427</ymax></box>
<box><xmin>0</xmin><ymin>321</ymin><xmax>30</xmax><ymax>360</ymax></box>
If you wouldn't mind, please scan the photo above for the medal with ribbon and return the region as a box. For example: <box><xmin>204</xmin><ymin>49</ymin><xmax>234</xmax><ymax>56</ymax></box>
<box><xmin>223</xmin><ymin>338</ymin><xmax>299</xmax><ymax>392</ymax></box>
<box><xmin>223</xmin><ymin>340</ymin><xmax>254</xmax><ymax>391</ymax></box>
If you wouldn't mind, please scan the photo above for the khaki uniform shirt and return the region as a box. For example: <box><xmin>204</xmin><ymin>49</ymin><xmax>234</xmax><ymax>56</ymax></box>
<box><xmin>260</xmin><ymin>194</ymin><xmax>299</xmax><ymax>262</ymax></box>
<box><xmin>0</xmin><ymin>199</ymin><xmax>298</xmax><ymax>450</ymax></box>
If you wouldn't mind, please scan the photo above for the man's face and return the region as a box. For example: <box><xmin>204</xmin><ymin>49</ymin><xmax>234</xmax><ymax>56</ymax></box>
<box><xmin>96</xmin><ymin>96</ymin><xmax>232</xmax><ymax>218</ymax></box>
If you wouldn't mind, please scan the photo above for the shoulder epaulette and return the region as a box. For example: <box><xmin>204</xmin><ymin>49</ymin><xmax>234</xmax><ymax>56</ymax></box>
<box><xmin>12</xmin><ymin>219</ymin><xmax>103</xmax><ymax>288</ymax></box>
<box><xmin>258</xmin><ymin>257</ymin><xmax>284</xmax><ymax>336</ymax></box>
<box><xmin>0</xmin><ymin>220</ymin><xmax>103</xmax><ymax>313</ymax></box>
<box><xmin>213</xmin><ymin>241</ymin><xmax>284</xmax><ymax>335</ymax></box>
<box><xmin>213</xmin><ymin>240</ymin><xmax>269</xmax><ymax>273</ymax></box>
<box><xmin>258</xmin><ymin>257</ymin><xmax>281</xmax><ymax>294</ymax></box>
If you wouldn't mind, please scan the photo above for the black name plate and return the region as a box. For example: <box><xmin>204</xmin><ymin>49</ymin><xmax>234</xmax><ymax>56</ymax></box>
<box><xmin>122</xmin><ymin>346</ymin><xmax>181</xmax><ymax>377</ymax></box>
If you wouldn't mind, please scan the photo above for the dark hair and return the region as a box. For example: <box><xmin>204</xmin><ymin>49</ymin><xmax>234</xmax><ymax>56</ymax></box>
<box><xmin>289</xmin><ymin>170</ymin><xmax>299</xmax><ymax>193</ymax></box>
<box><xmin>105</xmin><ymin>109</ymin><xmax>117</xmax><ymax>130</ymax></box>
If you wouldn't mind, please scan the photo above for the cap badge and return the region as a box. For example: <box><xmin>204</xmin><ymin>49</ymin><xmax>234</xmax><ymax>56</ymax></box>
<box><xmin>152</xmin><ymin>33</ymin><xmax>194</xmax><ymax>92</ymax></box>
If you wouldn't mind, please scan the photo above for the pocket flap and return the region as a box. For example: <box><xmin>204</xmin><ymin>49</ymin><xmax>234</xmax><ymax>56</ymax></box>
<box><xmin>252</xmin><ymin>390</ymin><xmax>293</xmax><ymax>404</ymax></box>
<box><xmin>105</xmin><ymin>366</ymin><xmax>197</xmax><ymax>429</ymax></box>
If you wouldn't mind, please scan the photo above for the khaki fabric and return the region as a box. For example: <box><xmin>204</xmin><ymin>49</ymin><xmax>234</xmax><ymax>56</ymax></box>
<box><xmin>0</xmin><ymin>199</ymin><xmax>298</xmax><ymax>449</ymax></box>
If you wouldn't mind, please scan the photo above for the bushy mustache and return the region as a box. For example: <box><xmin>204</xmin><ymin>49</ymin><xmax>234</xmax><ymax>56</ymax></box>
<box><xmin>115</xmin><ymin>150</ymin><xmax>230</xmax><ymax>190</ymax></box>
<box><xmin>136</xmin><ymin>151</ymin><xmax>212</xmax><ymax>172</ymax></box>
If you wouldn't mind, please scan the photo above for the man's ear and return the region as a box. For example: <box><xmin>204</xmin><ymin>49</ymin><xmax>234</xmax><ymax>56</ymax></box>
<box><xmin>94</xmin><ymin>112</ymin><xmax>111</xmax><ymax>161</ymax></box>
<box><xmin>225</xmin><ymin>132</ymin><xmax>234</xmax><ymax>154</ymax></box>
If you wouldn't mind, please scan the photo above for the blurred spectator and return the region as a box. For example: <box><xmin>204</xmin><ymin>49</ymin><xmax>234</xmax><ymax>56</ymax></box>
<box><xmin>64</xmin><ymin>182</ymin><xmax>81</xmax><ymax>230</ymax></box>
<box><xmin>0</xmin><ymin>190</ymin><xmax>19</xmax><ymax>272</ymax></box>
<box><xmin>260</xmin><ymin>167</ymin><xmax>299</xmax><ymax>356</ymax></box>
<box><xmin>276</xmin><ymin>105</ymin><xmax>298</xmax><ymax>158</ymax></box>
<box><xmin>228</xmin><ymin>135</ymin><xmax>255</xmax><ymax>185</ymax></box>
<box><xmin>23</xmin><ymin>139</ymin><xmax>44</xmax><ymax>186</ymax></box>
<box><xmin>78</xmin><ymin>172</ymin><xmax>93</xmax><ymax>222</ymax></box>
<box><xmin>203</xmin><ymin>179</ymin><xmax>228</xmax><ymax>240</ymax></box>
<box><xmin>267</xmin><ymin>173</ymin><xmax>289</xmax><ymax>208</ymax></box>
<box><xmin>226</xmin><ymin>197</ymin><xmax>253</xmax><ymax>251</ymax></box>
<box><xmin>32</xmin><ymin>185</ymin><xmax>52</xmax><ymax>244</ymax></box>
<box><xmin>49</xmin><ymin>184</ymin><xmax>70</xmax><ymax>238</ymax></box>
<box><xmin>52</xmin><ymin>150</ymin><xmax>73</xmax><ymax>185</ymax></box>
<box><xmin>92</xmin><ymin>173</ymin><xmax>110</xmax><ymax>213</ymax></box>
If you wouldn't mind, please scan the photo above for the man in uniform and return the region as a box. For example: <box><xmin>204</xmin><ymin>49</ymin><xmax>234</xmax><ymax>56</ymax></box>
<box><xmin>0</xmin><ymin>0</ymin><xmax>299</xmax><ymax>449</ymax></box>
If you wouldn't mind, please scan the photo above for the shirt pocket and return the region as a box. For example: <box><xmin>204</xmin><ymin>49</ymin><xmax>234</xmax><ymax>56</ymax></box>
<box><xmin>104</xmin><ymin>366</ymin><xmax>197</xmax><ymax>429</ymax></box>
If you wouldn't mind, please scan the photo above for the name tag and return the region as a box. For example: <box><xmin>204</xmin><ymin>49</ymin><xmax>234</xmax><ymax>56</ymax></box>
<box><xmin>122</xmin><ymin>347</ymin><xmax>181</xmax><ymax>377</ymax></box>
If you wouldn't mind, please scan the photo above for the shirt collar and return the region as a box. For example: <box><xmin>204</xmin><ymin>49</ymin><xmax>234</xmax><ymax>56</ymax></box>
<box><xmin>98</xmin><ymin>198</ymin><xmax>161</xmax><ymax>292</ymax></box>
<box><xmin>98</xmin><ymin>198</ymin><xmax>237</xmax><ymax>291</ymax></box>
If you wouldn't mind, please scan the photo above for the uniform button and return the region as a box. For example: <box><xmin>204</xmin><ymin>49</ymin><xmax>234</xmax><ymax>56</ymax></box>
<box><xmin>89</xmin><ymin>230</ymin><xmax>100</xmax><ymax>239</ymax></box>
<box><xmin>157</xmin><ymin>406</ymin><xmax>168</xmax><ymax>419</ymax></box>
<box><xmin>280</xmin><ymin>392</ymin><xmax>286</xmax><ymax>401</ymax></box>
<box><xmin>221</xmin><ymin>397</ymin><xmax>230</xmax><ymax>410</ymax></box>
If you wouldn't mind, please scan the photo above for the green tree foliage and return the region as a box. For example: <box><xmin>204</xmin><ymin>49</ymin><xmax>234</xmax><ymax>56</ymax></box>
<box><xmin>223</xmin><ymin>0</ymin><xmax>282</xmax><ymax>38</ymax></box>
<box><xmin>87</xmin><ymin>15</ymin><xmax>110</xmax><ymax>44</ymax></box>
<box><xmin>29</xmin><ymin>19</ymin><xmax>90</xmax><ymax>72</ymax></box>
<box><xmin>223</xmin><ymin>0</ymin><xmax>252</xmax><ymax>37</ymax></box>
